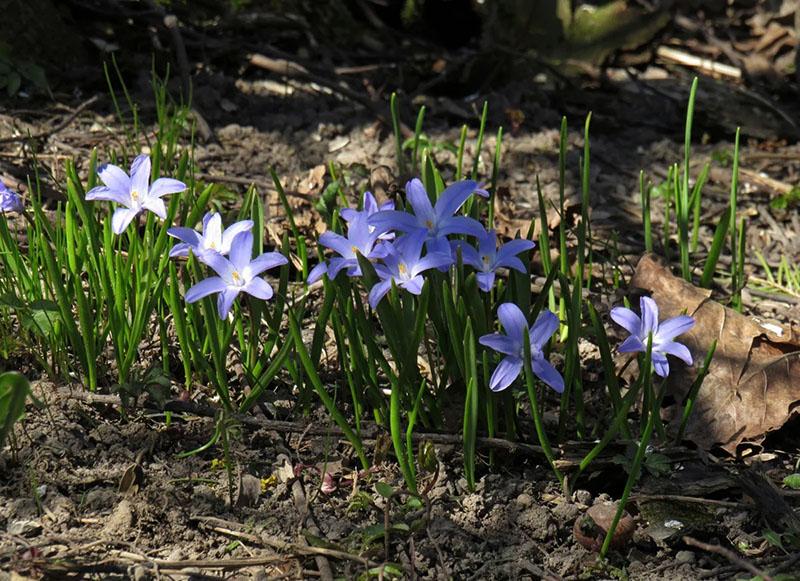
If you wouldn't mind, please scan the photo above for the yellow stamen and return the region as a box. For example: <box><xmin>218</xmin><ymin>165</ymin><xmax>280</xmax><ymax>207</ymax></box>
<box><xmin>351</xmin><ymin>245</ymin><xmax>358</xmax><ymax>254</ymax></box>
<box><xmin>232</xmin><ymin>271</ymin><xmax>241</xmax><ymax>284</ymax></box>
<box><xmin>425</xmin><ymin>220</ymin><xmax>434</xmax><ymax>229</ymax></box>
<box><xmin>482</xmin><ymin>255</ymin><xmax>490</xmax><ymax>265</ymax></box>
<box><xmin>398</xmin><ymin>263</ymin><xmax>407</xmax><ymax>275</ymax></box>
<box><xmin>130</xmin><ymin>190</ymin><xmax>140</xmax><ymax>202</ymax></box>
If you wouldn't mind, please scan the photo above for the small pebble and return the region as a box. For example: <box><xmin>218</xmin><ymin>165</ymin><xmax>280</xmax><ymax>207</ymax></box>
<box><xmin>7</xmin><ymin>520</ymin><xmax>42</xmax><ymax>537</ymax></box>
<box><xmin>516</xmin><ymin>493</ymin><xmax>534</xmax><ymax>508</ymax></box>
<box><xmin>573</xmin><ymin>489</ymin><xmax>592</xmax><ymax>506</ymax></box>
<box><xmin>675</xmin><ymin>550</ymin><xmax>695</xmax><ymax>564</ymax></box>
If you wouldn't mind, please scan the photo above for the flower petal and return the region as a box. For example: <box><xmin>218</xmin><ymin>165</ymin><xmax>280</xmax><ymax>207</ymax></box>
<box><xmin>497</xmin><ymin>303</ymin><xmax>528</xmax><ymax>344</ymax></box>
<box><xmin>185</xmin><ymin>276</ymin><xmax>226</xmax><ymax>303</ymax></box>
<box><xmin>319</xmin><ymin>231</ymin><xmax>355</xmax><ymax>258</ymax></box>
<box><xmin>405</xmin><ymin>178</ymin><xmax>435</xmax><ymax>224</ymax></box>
<box><xmin>618</xmin><ymin>335</ymin><xmax>645</xmax><ymax>353</ymax></box>
<box><xmin>169</xmin><ymin>242</ymin><xmax>191</xmax><ymax>258</ymax></box>
<box><xmin>401</xmin><ymin>274</ymin><xmax>425</xmax><ymax>295</ymax></box>
<box><xmin>204</xmin><ymin>213</ymin><xmax>223</xmax><ymax>248</ymax></box>
<box><xmin>111</xmin><ymin>207</ymin><xmax>139</xmax><ymax>234</ymax></box>
<box><xmin>368</xmin><ymin>279</ymin><xmax>393</xmax><ymax>309</ymax></box>
<box><xmin>243</xmin><ymin>277</ymin><xmax>274</xmax><ymax>301</ymax></box>
<box><xmin>368</xmin><ymin>210</ymin><xmax>422</xmax><ymax>236</ymax></box>
<box><xmin>454</xmin><ymin>241</ymin><xmax>481</xmax><ymax>269</ymax></box>
<box><xmin>532</xmin><ymin>357</ymin><xmax>565</xmax><ymax>393</ymax></box>
<box><xmin>437</xmin><ymin>215</ymin><xmax>487</xmax><ymax>238</ymax></box>
<box><xmin>129</xmin><ymin>154</ymin><xmax>151</xmax><ymax>198</ymax></box>
<box><xmin>652</xmin><ymin>353</ymin><xmax>670</xmax><ymax>378</ymax></box>
<box><xmin>220</xmin><ymin>219</ymin><xmax>254</xmax><ymax>254</ymax></box>
<box><xmin>415</xmin><ymin>252</ymin><xmax>453</xmax><ymax>274</ymax></box>
<box><xmin>228</xmin><ymin>231</ymin><xmax>253</xmax><ymax>271</ymax></box>
<box><xmin>476</xmin><ymin>271</ymin><xmax>495</xmax><ymax>292</ymax></box>
<box><xmin>216</xmin><ymin>288</ymin><xmax>239</xmax><ymax>319</ymax></box>
<box><xmin>85</xmin><ymin>185</ymin><xmax>130</xmax><ymax>205</ymax></box>
<box><xmin>327</xmin><ymin>257</ymin><xmax>354</xmax><ymax>280</ymax></box>
<box><xmin>478</xmin><ymin>333</ymin><xmax>518</xmax><ymax>356</ymax></box>
<box><xmin>489</xmin><ymin>356</ymin><xmax>523</xmax><ymax>392</ymax></box>
<box><xmin>96</xmin><ymin>163</ymin><xmax>130</xmax><ymax>195</ymax></box>
<box><xmin>640</xmin><ymin>296</ymin><xmax>659</xmax><ymax>336</ymax></box>
<box><xmin>529</xmin><ymin>309</ymin><xmax>559</xmax><ymax>350</ymax></box>
<box><xmin>168</xmin><ymin>226</ymin><xmax>202</xmax><ymax>246</ymax></box>
<box><xmin>494</xmin><ymin>256</ymin><xmax>526</xmax><ymax>273</ymax></box>
<box><xmin>433</xmin><ymin>179</ymin><xmax>478</xmax><ymax>218</ymax></box>
<box><xmin>610</xmin><ymin>307</ymin><xmax>642</xmax><ymax>336</ymax></box>
<box><xmin>307</xmin><ymin>262</ymin><xmax>328</xmax><ymax>284</ymax></box>
<box><xmin>248</xmin><ymin>251</ymin><xmax>288</xmax><ymax>277</ymax></box>
<box><xmin>657</xmin><ymin>340</ymin><xmax>693</xmax><ymax>365</ymax></box>
<box><xmin>656</xmin><ymin>315</ymin><xmax>695</xmax><ymax>342</ymax></box>
<box><xmin>497</xmin><ymin>238</ymin><xmax>536</xmax><ymax>257</ymax></box>
<box><xmin>141</xmin><ymin>196</ymin><xmax>167</xmax><ymax>219</ymax></box>
<box><xmin>363</xmin><ymin>191</ymin><xmax>378</xmax><ymax>214</ymax></box>
<box><xmin>340</xmin><ymin>208</ymin><xmax>359</xmax><ymax>222</ymax></box>
<box><xmin>148</xmin><ymin>177</ymin><xmax>186</xmax><ymax>198</ymax></box>
<box><xmin>204</xmin><ymin>252</ymin><xmax>236</xmax><ymax>280</ymax></box>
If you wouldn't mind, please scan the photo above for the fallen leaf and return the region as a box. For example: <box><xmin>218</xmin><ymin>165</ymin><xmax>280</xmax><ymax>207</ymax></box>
<box><xmin>630</xmin><ymin>254</ymin><xmax>800</xmax><ymax>453</ymax></box>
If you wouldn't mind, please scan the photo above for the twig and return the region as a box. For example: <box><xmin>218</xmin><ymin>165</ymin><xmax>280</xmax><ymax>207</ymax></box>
<box><xmin>656</xmin><ymin>46</ymin><xmax>742</xmax><ymax>80</ymax></box>
<box><xmin>0</xmin><ymin>95</ymin><xmax>101</xmax><ymax>144</ymax></box>
<box><xmin>112</xmin><ymin>550</ymin><xmax>289</xmax><ymax>570</ymax></box>
<box><xmin>683</xmin><ymin>536</ymin><xmax>773</xmax><ymax>581</ymax></box>
<box><xmin>632</xmin><ymin>494</ymin><xmax>750</xmax><ymax>509</ymax></box>
<box><xmin>280</xmin><ymin>453</ymin><xmax>335</xmax><ymax>581</ymax></box>
<box><xmin>191</xmin><ymin>515</ymin><xmax>381</xmax><ymax>568</ymax></box>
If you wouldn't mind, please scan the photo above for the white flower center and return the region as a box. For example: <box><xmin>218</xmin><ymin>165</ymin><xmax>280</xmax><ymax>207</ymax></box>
<box><xmin>231</xmin><ymin>271</ymin><xmax>243</xmax><ymax>286</ymax></box>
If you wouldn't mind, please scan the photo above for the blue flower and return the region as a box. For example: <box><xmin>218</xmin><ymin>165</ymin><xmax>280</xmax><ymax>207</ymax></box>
<box><xmin>368</xmin><ymin>229</ymin><xmax>452</xmax><ymax>308</ymax></box>
<box><xmin>0</xmin><ymin>181</ymin><xmax>23</xmax><ymax>213</ymax></box>
<box><xmin>456</xmin><ymin>229</ymin><xmax>535</xmax><ymax>291</ymax></box>
<box><xmin>610</xmin><ymin>296</ymin><xmax>695</xmax><ymax>378</ymax></box>
<box><xmin>167</xmin><ymin>212</ymin><xmax>253</xmax><ymax>264</ymax></box>
<box><xmin>368</xmin><ymin>178</ymin><xmax>487</xmax><ymax>255</ymax></box>
<box><xmin>307</xmin><ymin>214</ymin><xmax>389</xmax><ymax>283</ymax></box>
<box><xmin>479</xmin><ymin>303</ymin><xmax>563</xmax><ymax>393</ymax></box>
<box><xmin>340</xmin><ymin>191</ymin><xmax>395</xmax><ymax>240</ymax></box>
<box><xmin>85</xmin><ymin>154</ymin><xmax>187</xmax><ymax>234</ymax></box>
<box><xmin>185</xmin><ymin>231</ymin><xmax>287</xmax><ymax>319</ymax></box>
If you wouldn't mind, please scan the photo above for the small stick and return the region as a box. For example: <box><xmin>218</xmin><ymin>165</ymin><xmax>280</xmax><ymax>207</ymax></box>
<box><xmin>683</xmin><ymin>536</ymin><xmax>773</xmax><ymax>581</ymax></box>
<box><xmin>656</xmin><ymin>46</ymin><xmax>742</xmax><ymax>80</ymax></box>
<box><xmin>632</xmin><ymin>494</ymin><xmax>751</xmax><ymax>509</ymax></box>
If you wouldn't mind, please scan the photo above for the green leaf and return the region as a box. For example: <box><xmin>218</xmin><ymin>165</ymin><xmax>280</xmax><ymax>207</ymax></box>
<box><xmin>23</xmin><ymin>300</ymin><xmax>61</xmax><ymax>335</ymax></box>
<box><xmin>375</xmin><ymin>481</ymin><xmax>395</xmax><ymax>499</ymax></box>
<box><xmin>1</xmin><ymin>372</ymin><xmax>32</xmax><ymax>449</ymax></box>
<box><xmin>783</xmin><ymin>474</ymin><xmax>800</xmax><ymax>490</ymax></box>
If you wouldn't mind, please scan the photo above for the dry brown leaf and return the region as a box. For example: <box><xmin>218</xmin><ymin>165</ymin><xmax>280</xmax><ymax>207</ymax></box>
<box><xmin>630</xmin><ymin>254</ymin><xmax>800</xmax><ymax>453</ymax></box>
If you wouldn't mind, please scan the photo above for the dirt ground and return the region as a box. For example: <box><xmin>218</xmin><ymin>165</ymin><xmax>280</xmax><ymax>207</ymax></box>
<box><xmin>2</xmin><ymin>1</ymin><xmax>800</xmax><ymax>579</ymax></box>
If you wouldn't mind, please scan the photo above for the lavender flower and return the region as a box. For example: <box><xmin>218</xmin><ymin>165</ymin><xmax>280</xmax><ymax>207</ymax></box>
<box><xmin>610</xmin><ymin>296</ymin><xmax>695</xmax><ymax>378</ymax></box>
<box><xmin>307</xmin><ymin>214</ymin><xmax>389</xmax><ymax>284</ymax></box>
<box><xmin>85</xmin><ymin>154</ymin><xmax>187</xmax><ymax>234</ymax></box>
<box><xmin>479</xmin><ymin>304</ymin><xmax>563</xmax><ymax>393</ymax></box>
<box><xmin>368</xmin><ymin>229</ymin><xmax>452</xmax><ymax>308</ymax></box>
<box><xmin>456</xmin><ymin>229</ymin><xmax>535</xmax><ymax>291</ymax></box>
<box><xmin>167</xmin><ymin>212</ymin><xmax>253</xmax><ymax>264</ymax></box>
<box><xmin>0</xmin><ymin>181</ymin><xmax>23</xmax><ymax>213</ymax></box>
<box><xmin>340</xmin><ymin>191</ymin><xmax>395</xmax><ymax>240</ymax></box>
<box><xmin>368</xmin><ymin>178</ymin><xmax>487</xmax><ymax>252</ymax></box>
<box><xmin>185</xmin><ymin>231</ymin><xmax>287</xmax><ymax>319</ymax></box>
